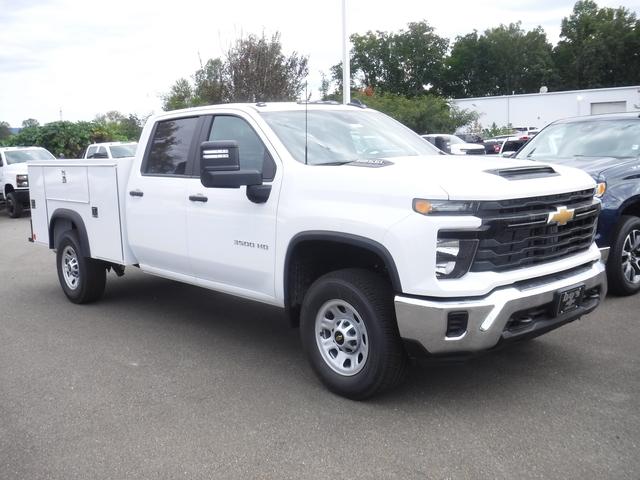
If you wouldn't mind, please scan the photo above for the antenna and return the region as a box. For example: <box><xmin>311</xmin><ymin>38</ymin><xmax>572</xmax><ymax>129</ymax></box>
<box><xmin>305</xmin><ymin>82</ymin><xmax>308</xmax><ymax>165</ymax></box>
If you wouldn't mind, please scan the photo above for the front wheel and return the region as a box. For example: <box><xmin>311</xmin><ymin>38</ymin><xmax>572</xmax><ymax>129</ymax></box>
<box><xmin>56</xmin><ymin>231</ymin><xmax>106</xmax><ymax>304</ymax></box>
<box><xmin>607</xmin><ymin>215</ymin><xmax>640</xmax><ymax>296</ymax></box>
<box><xmin>300</xmin><ymin>268</ymin><xmax>407</xmax><ymax>400</ymax></box>
<box><xmin>6</xmin><ymin>192</ymin><xmax>22</xmax><ymax>218</ymax></box>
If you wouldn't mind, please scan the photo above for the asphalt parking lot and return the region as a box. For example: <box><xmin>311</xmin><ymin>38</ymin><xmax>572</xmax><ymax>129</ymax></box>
<box><xmin>1</xmin><ymin>213</ymin><xmax>639</xmax><ymax>479</ymax></box>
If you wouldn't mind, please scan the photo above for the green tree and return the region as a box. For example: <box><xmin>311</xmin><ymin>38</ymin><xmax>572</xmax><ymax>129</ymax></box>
<box><xmin>193</xmin><ymin>58</ymin><xmax>227</xmax><ymax>105</ymax></box>
<box><xmin>21</xmin><ymin>118</ymin><xmax>39</xmax><ymax>128</ymax></box>
<box><xmin>162</xmin><ymin>78</ymin><xmax>195</xmax><ymax>110</ymax></box>
<box><xmin>334</xmin><ymin>21</ymin><xmax>448</xmax><ymax>97</ymax></box>
<box><xmin>444</xmin><ymin>23</ymin><xmax>556</xmax><ymax>98</ymax></box>
<box><xmin>94</xmin><ymin>110</ymin><xmax>145</xmax><ymax>141</ymax></box>
<box><xmin>553</xmin><ymin>0</ymin><xmax>640</xmax><ymax>90</ymax></box>
<box><xmin>162</xmin><ymin>31</ymin><xmax>308</xmax><ymax>110</ymax></box>
<box><xmin>0</xmin><ymin>121</ymin><xmax>12</xmax><ymax>142</ymax></box>
<box><xmin>225</xmin><ymin>32</ymin><xmax>308</xmax><ymax>102</ymax></box>
<box><xmin>352</xmin><ymin>92</ymin><xmax>477</xmax><ymax>134</ymax></box>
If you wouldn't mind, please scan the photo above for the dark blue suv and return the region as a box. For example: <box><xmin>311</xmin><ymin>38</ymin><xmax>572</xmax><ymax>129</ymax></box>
<box><xmin>515</xmin><ymin>112</ymin><xmax>640</xmax><ymax>295</ymax></box>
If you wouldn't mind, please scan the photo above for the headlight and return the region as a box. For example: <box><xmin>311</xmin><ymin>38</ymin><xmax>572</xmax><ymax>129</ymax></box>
<box><xmin>436</xmin><ymin>238</ymin><xmax>478</xmax><ymax>279</ymax></box>
<box><xmin>595</xmin><ymin>182</ymin><xmax>606</xmax><ymax>198</ymax></box>
<box><xmin>16</xmin><ymin>174</ymin><xmax>29</xmax><ymax>188</ymax></box>
<box><xmin>413</xmin><ymin>199</ymin><xmax>478</xmax><ymax>215</ymax></box>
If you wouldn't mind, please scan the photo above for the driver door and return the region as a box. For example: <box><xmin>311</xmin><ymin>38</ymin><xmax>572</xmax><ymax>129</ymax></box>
<box><xmin>185</xmin><ymin>113</ymin><xmax>281</xmax><ymax>302</ymax></box>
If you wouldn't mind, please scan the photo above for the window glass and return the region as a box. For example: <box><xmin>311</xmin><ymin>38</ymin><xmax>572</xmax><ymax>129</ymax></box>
<box><xmin>110</xmin><ymin>144</ymin><xmax>137</xmax><ymax>158</ymax></box>
<box><xmin>517</xmin><ymin>119</ymin><xmax>640</xmax><ymax>160</ymax></box>
<box><xmin>4</xmin><ymin>148</ymin><xmax>56</xmax><ymax>164</ymax></box>
<box><xmin>145</xmin><ymin>117</ymin><xmax>198</xmax><ymax>175</ymax></box>
<box><xmin>262</xmin><ymin>110</ymin><xmax>441</xmax><ymax>165</ymax></box>
<box><xmin>208</xmin><ymin>116</ymin><xmax>275</xmax><ymax>180</ymax></box>
<box><xmin>86</xmin><ymin>146</ymin><xmax>98</xmax><ymax>158</ymax></box>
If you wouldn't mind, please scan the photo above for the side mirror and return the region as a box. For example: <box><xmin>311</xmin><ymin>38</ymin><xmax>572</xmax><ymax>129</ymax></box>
<box><xmin>200</xmin><ymin>140</ymin><xmax>261</xmax><ymax>189</ymax></box>
<box><xmin>199</xmin><ymin>140</ymin><xmax>271</xmax><ymax>203</ymax></box>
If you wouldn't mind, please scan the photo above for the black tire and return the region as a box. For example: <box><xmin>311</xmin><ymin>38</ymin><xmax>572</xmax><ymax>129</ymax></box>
<box><xmin>56</xmin><ymin>231</ymin><xmax>106</xmax><ymax>304</ymax></box>
<box><xmin>6</xmin><ymin>192</ymin><xmax>22</xmax><ymax>218</ymax></box>
<box><xmin>300</xmin><ymin>268</ymin><xmax>407</xmax><ymax>400</ymax></box>
<box><xmin>607</xmin><ymin>215</ymin><xmax>640</xmax><ymax>296</ymax></box>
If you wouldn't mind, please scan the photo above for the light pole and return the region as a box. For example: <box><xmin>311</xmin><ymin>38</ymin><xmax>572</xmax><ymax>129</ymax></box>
<box><xmin>342</xmin><ymin>0</ymin><xmax>350</xmax><ymax>104</ymax></box>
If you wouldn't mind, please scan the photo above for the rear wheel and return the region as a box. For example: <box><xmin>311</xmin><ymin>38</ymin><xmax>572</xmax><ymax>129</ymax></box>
<box><xmin>6</xmin><ymin>192</ymin><xmax>22</xmax><ymax>218</ymax></box>
<box><xmin>607</xmin><ymin>215</ymin><xmax>640</xmax><ymax>296</ymax></box>
<box><xmin>56</xmin><ymin>231</ymin><xmax>106</xmax><ymax>304</ymax></box>
<box><xmin>300</xmin><ymin>268</ymin><xmax>407</xmax><ymax>400</ymax></box>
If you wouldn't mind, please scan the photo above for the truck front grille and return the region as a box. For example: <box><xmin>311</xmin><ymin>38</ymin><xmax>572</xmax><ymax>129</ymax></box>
<box><xmin>470</xmin><ymin>188</ymin><xmax>599</xmax><ymax>272</ymax></box>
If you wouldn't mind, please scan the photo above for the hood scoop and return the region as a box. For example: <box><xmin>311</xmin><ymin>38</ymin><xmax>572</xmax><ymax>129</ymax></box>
<box><xmin>485</xmin><ymin>165</ymin><xmax>558</xmax><ymax>180</ymax></box>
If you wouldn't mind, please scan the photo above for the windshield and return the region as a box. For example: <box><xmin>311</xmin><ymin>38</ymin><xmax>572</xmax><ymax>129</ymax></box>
<box><xmin>261</xmin><ymin>109</ymin><xmax>441</xmax><ymax>165</ymax></box>
<box><xmin>517</xmin><ymin>119</ymin><xmax>640</xmax><ymax>160</ymax></box>
<box><xmin>4</xmin><ymin>148</ymin><xmax>55</xmax><ymax>164</ymax></box>
<box><xmin>109</xmin><ymin>144</ymin><xmax>137</xmax><ymax>158</ymax></box>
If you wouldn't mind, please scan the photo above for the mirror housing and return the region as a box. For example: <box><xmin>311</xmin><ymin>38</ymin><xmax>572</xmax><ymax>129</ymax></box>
<box><xmin>200</xmin><ymin>140</ymin><xmax>262</xmax><ymax>189</ymax></box>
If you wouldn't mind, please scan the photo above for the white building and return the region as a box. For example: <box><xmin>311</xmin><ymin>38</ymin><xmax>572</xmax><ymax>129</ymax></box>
<box><xmin>452</xmin><ymin>85</ymin><xmax>640</xmax><ymax>131</ymax></box>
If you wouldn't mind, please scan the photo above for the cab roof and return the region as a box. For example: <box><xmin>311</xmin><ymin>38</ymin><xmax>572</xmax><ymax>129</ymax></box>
<box><xmin>154</xmin><ymin>101</ymin><xmax>370</xmax><ymax>120</ymax></box>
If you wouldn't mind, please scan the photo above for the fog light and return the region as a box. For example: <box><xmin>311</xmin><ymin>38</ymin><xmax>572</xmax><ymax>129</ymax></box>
<box><xmin>436</xmin><ymin>238</ymin><xmax>478</xmax><ymax>279</ymax></box>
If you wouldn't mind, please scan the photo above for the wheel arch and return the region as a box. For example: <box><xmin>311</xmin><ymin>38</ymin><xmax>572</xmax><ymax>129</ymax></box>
<box><xmin>283</xmin><ymin>231</ymin><xmax>402</xmax><ymax>322</ymax></box>
<box><xmin>49</xmin><ymin>209</ymin><xmax>91</xmax><ymax>257</ymax></box>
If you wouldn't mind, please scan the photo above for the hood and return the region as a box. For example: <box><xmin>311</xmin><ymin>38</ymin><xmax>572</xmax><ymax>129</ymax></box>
<box><xmin>338</xmin><ymin>155</ymin><xmax>595</xmax><ymax>201</ymax></box>
<box><xmin>2</xmin><ymin>162</ymin><xmax>28</xmax><ymax>176</ymax></box>
<box><xmin>524</xmin><ymin>155</ymin><xmax>633</xmax><ymax>178</ymax></box>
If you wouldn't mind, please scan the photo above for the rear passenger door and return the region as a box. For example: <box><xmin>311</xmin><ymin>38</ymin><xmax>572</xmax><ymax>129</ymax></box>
<box><xmin>185</xmin><ymin>113</ymin><xmax>281</xmax><ymax>302</ymax></box>
<box><xmin>126</xmin><ymin>116</ymin><xmax>201</xmax><ymax>278</ymax></box>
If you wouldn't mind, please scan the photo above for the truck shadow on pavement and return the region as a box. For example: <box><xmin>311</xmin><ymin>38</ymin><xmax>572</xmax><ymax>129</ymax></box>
<box><xmin>99</xmin><ymin>270</ymin><xmax>591</xmax><ymax>406</ymax></box>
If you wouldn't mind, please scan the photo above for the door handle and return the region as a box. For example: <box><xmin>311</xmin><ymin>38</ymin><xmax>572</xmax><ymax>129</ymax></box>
<box><xmin>189</xmin><ymin>194</ymin><xmax>208</xmax><ymax>203</ymax></box>
<box><xmin>129</xmin><ymin>190</ymin><xmax>144</xmax><ymax>197</ymax></box>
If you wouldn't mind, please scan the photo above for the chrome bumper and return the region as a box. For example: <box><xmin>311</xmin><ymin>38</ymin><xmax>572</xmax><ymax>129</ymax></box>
<box><xmin>395</xmin><ymin>261</ymin><xmax>607</xmax><ymax>355</ymax></box>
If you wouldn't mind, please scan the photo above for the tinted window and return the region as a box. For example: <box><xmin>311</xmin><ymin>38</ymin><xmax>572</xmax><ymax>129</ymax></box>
<box><xmin>145</xmin><ymin>117</ymin><xmax>199</xmax><ymax>175</ymax></box>
<box><xmin>86</xmin><ymin>146</ymin><xmax>98</xmax><ymax>158</ymax></box>
<box><xmin>208</xmin><ymin>116</ymin><xmax>275</xmax><ymax>180</ymax></box>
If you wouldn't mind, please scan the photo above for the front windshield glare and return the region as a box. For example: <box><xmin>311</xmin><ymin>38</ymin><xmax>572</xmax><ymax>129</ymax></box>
<box><xmin>110</xmin><ymin>144</ymin><xmax>137</xmax><ymax>158</ymax></box>
<box><xmin>261</xmin><ymin>109</ymin><xmax>440</xmax><ymax>165</ymax></box>
<box><xmin>517</xmin><ymin>119</ymin><xmax>640</xmax><ymax>160</ymax></box>
<box><xmin>5</xmin><ymin>148</ymin><xmax>56</xmax><ymax>164</ymax></box>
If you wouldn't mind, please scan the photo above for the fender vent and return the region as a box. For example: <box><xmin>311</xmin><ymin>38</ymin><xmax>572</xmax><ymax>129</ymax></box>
<box><xmin>486</xmin><ymin>166</ymin><xmax>558</xmax><ymax>180</ymax></box>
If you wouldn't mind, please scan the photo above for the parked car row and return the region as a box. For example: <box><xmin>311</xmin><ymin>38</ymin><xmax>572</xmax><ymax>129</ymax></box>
<box><xmin>421</xmin><ymin>134</ymin><xmax>485</xmax><ymax>155</ymax></box>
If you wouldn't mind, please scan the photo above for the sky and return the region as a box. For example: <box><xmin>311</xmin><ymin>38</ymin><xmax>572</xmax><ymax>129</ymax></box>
<box><xmin>1</xmin><ymin>0</ymin><xmax>639</xmax><ymax>127</ymax></box>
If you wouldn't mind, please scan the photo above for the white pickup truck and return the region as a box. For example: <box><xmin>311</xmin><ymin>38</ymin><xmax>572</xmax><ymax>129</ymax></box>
<box><xmin>27</xmin><ymin>102</ymin><xmax>606</xmax><ymax>399</ymax></box>
<box><xmin>83</xmin><ymin>142</ymin><xmax>137</xmax><ymax>160</ymax></box>
<box><xmin>1</xmin><ymin>146</ymin><xmax>56</xmax><ymax>218</ymax></box>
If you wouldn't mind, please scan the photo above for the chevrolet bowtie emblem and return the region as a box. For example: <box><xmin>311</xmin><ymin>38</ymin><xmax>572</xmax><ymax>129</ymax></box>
<box><xmin>548</xmin><ymin>206</ymin><xmax>575</xmax><ymax>226</ymax></box>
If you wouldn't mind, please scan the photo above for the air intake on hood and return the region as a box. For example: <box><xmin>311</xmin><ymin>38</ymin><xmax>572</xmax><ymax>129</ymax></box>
<box><xmin>486</xmin><ymin>166</ymin><xmax>558</xmax><ymax>180</ymax></box>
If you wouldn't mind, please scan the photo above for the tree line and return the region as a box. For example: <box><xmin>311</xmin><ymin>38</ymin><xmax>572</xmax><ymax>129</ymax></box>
<box><xmin>2</xmin><ymin>0</ymin><xmax>636</xmax><ymax>143</ymax></box>
<box><xmin>329</xmin><ymin>0</ymin><xmax>639</xmax><ymax>98</ymax></box>
<box><xmin>0</xmin><ymin>112</ymin><xmax>145</xmax><ymax>158</ymax></box>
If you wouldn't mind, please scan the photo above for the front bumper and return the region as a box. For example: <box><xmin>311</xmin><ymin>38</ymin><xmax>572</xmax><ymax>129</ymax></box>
<box><xmin>395</xmin><ymin>261</ymin><xmax>607</xmax><ymax>355</ymax></box>
<box><xmin>12</xmin><ymin>189</ymin><xmax>30</xmax><ymax>205</ymax></box>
